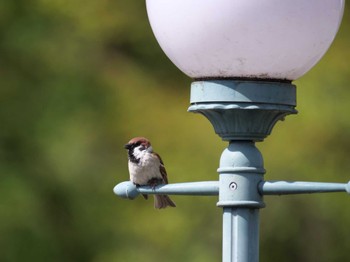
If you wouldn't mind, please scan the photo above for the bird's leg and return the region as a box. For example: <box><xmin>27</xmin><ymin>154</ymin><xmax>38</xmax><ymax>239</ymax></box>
<box><xmin>133</xmin><ymin>183</ymin><xmax>148</xmax><ymax>199</ymax></box>
<box><xmin>147</xmin><ymin>178</ymin><xmax>164</xmax><ymax>190</ymax></box>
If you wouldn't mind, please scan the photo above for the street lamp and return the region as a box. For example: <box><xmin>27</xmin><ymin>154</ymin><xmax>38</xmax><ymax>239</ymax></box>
<box><xmin>114</xmin><ymin>1</ymin><xmax>348</xmax><ymax>262</ymax></box>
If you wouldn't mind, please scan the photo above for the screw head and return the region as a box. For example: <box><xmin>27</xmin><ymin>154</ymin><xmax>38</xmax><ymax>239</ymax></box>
<box><xmin>229</xmin><ymin>182</ymin><xmax>238</xmax><ymax>191</ymax></box>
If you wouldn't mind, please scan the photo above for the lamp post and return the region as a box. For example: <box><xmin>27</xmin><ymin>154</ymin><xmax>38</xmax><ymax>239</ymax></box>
<box><xmin>114</xmin><ymin>1</ymin><xmax>348</xmax><ymax>262</ymax></box>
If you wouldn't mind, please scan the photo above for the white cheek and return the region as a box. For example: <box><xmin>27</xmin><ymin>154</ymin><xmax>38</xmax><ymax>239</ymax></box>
<box><xmin>133</xmin><ymin>147</ymin><xmax>145</xmax><ymax>159</ymax></box>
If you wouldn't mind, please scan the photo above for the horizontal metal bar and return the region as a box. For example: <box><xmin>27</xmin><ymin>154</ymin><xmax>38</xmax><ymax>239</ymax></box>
<box><xmin>114</xmin><ymin>180</ymin><xmax>350</xmax><ymax>200</ymax></box>
<box><xmin>113</xmin><ymin>181</ymin><xmax>219</xmax><ymax>199</ymax></box>
<box><xmin>139</xmin><ymin>181</ymin><xmax>219</xmax><ymax>195</ymax></box>
<box><xmin>259</xmin><ymin>181</ymin><xmax>350</xmax><ymax>195</ymax></box>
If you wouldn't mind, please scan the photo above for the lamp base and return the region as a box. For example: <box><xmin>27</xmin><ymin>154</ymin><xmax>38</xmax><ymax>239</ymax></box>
<box><xmin>188</xmin><ymin>80</ymin><xmax>297</xmax><ymax>141</ymax></box>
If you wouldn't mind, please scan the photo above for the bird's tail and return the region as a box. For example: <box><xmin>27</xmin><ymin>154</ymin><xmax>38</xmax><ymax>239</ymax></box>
<box><xmin>154</xmin><ymin>195</ymin><xmax>176</xmax><ymax>209</ymax></box>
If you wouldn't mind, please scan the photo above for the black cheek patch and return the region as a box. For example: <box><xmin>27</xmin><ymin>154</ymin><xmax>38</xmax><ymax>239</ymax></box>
<box><xmin>128</xmin><ymin>148</ymin><xmax>140</xmax><ymax>164</ymax></box>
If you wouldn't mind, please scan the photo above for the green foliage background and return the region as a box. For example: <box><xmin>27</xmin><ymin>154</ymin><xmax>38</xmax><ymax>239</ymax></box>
<box><xmin>1</xmin><ymin>1</ymin><xmax>350</xmax><ymax>261</ymax></box>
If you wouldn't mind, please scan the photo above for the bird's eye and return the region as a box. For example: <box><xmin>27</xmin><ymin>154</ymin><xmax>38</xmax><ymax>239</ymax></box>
<box><xmin>139</xmin><ymin>145</ymin><xmax>145</xmax><ymax>151</ymax></box>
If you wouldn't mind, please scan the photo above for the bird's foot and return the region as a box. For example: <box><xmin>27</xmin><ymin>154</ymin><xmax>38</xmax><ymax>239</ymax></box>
<box><xmin>147</xmin><ymin>178</ymin><xmax>163</xmax><ymax>190</ymax></box>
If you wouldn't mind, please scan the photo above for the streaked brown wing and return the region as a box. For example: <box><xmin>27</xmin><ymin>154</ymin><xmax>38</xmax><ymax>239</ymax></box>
<box><xmin>159</xmin><ymin>164</ymin><xmax>168</xmax><ymax>184</ymax></box>
<box><xmin>154</xmin><ymin>152</ymin><xmax>169</xmax><ymax>184</ymax></box>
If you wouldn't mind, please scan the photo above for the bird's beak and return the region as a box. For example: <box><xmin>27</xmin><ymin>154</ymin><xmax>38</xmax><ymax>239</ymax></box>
<box><xmin>124</xmin><ymin>144</ymin><xmax>131</xmax><ymax>150</ymax></box>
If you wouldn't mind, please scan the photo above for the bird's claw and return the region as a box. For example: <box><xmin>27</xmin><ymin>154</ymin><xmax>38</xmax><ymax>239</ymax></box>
<box><xmin>147</xmin><ymin>178</ymin><xmax>163</xmax><ymax>190</ymax></box>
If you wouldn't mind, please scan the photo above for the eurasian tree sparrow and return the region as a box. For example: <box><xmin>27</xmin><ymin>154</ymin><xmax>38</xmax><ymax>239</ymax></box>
<box><xmin>124</xmin><ymin>137</ymin><xmax>176</xmax><ymax>209</ymax></box>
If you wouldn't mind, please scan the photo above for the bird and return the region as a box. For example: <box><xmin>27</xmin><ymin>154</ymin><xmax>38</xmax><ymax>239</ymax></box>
<box><xmin>124</xmin><ymin>137</ymin><xmax>176</xmax><ymax>209</ymax></box>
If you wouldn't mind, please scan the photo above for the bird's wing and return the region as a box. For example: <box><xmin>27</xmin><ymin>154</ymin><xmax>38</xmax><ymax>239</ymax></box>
<box><xmin>154</xmin><ymin>153</ymin><xmax>169</xmax><ymax>184</ymax></box>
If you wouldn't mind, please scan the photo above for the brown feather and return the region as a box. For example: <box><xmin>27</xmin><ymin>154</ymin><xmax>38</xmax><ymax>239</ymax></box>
<box><xmin>154</xmin><ymin>195</ymin><xmax>176</xmax><ymax>209</ymax></box>
<box><xmin>154</xmin><ymin>152</ymin><xmax>168</xmax><ymax>184</ymax></box>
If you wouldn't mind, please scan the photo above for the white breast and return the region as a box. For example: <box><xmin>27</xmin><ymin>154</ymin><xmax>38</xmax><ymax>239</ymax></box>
<box><xmin>128</xmin><ymin>152</ymin><xmax>163</xmax><ymax>185</ymax></box>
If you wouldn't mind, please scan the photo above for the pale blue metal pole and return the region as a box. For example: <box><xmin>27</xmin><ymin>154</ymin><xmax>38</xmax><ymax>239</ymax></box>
<box><xmin>114</xmin><ymin>80</ymin><xmax>350</xmax><ymax>262</ymax></box>
<box><xmin>188</xmin><ymin>80</ymin><xmax>296</xmax><ymax>262</ymax></box>
<box><xmin>114</xmin><ymin>181</ymin><xmax>219</xmax><ymax>198</ymax></box>
<box><xmin>222</xmin><ymin>208</ymin><xmax>259</xmax><ymax>262</ymax></box>
<box><xmin>114</xmin><ymin>180</ymin><xmax>350</xmax><ymax>198</ymax></box>
<box><xmin>260</xmin><ymin>181</ymin><xmax>350</xmax><ymax>195</ymax></box>
<box><xmin>216</xmin><ymin>141</ymin><xmax>265</xmax><ymax>262</ymax></box>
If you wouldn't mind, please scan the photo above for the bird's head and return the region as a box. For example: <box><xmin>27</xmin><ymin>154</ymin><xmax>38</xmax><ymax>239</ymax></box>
<box><xmin>124</xmin><ymin>137</ymin><xmax>153</xmax><ymax>163</ymax></box>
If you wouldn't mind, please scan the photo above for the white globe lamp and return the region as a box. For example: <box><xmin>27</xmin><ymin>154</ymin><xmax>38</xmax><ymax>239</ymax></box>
<box><xmin>146</xmin><ymin>0</ymin><xmax>344</xmax><ymax>80</ymax></box>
